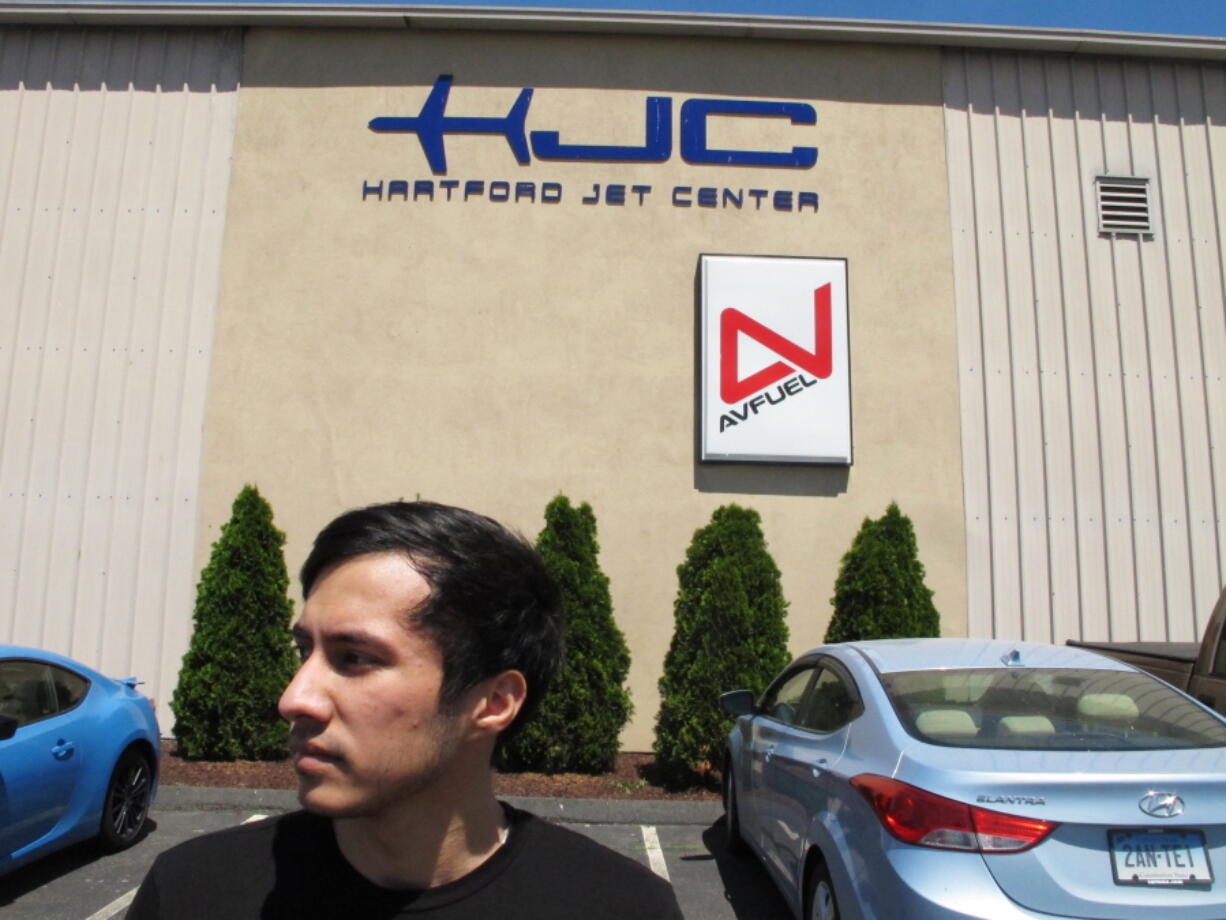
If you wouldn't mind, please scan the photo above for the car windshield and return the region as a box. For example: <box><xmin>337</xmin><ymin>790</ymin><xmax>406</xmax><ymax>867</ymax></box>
<box><xmin>880</xmin><ymin>667</ymin><xmax>1226</xmax><ymax>750</ymax></box>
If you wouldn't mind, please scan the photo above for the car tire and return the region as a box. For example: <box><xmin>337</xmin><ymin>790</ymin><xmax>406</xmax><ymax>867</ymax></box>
<box><xmin>98</xmin><ymin>747</ymin><xmax>153</xmax><ymax>852</ymax></box>
<box><xmin>723</xmin><ymin>762</ymin><xmax>749</xmax><ymax>855</ymax></box>
<box><xmin>807</xmin><ymin>858</ymin><xmax>840</xmax><ymax>920</ymax></box>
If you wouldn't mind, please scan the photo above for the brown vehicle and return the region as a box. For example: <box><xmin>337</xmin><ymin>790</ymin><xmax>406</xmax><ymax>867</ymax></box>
<box><xmin>1068</xmin><ymin>585</ymin><xmax>1226</xmax><ymax>718</ymax></box>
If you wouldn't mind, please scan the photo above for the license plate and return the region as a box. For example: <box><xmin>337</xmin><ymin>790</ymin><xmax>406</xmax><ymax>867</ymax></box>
<box><xmin>1109</xmin><ymin>829</ymin><xmax>1214</xmax><ymax>887</ymax></box>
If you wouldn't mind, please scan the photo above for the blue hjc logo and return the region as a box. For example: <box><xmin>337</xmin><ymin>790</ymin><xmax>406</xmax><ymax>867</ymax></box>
<box><xmin>369</xmin><ymin>75</ymin><xmax>818</xmax><ymax>174</ymax></box>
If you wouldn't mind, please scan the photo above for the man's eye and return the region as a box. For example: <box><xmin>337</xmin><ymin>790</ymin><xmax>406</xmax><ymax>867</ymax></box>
<box><xmin>341</xmin><ymin>651</ymin><xmax>377</xmax><ymax>668</ymax></box>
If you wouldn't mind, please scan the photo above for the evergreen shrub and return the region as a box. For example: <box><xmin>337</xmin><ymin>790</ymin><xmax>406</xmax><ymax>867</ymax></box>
<box><xmin>498</xmin><ymin>496</ymin><xmax>632</xmax><ymax>774</ymax></box>
<box><xmin>171</xmin><ymin>484</ymin><xmax>298</xmax><ymax>760</ymax></box>
<box><xmin>653</xmin><ymin>505</ymin><xmax>790</xmax><ymax>786</ymax></box>
<box><xmin>824</xmin><ymin>502</ymin><xmax>940</xmax><ymax>642</ymax></box>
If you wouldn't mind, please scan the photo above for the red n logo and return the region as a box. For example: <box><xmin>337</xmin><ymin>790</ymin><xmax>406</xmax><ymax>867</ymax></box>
<box><xmin>720</xmin><ymin>284</ymin><xmax>833</xmax><ymax>404</ymax></box>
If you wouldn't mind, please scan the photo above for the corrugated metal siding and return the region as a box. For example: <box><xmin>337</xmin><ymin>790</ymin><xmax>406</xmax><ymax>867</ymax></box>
<box><xmin>0</xmin><ymin>27</ymin><xmax>240</xmax><ymax>713</ymax></box>
<box><xmin>945</xmin><ymin>49</ymin><xmax>1226</xmax><ymax>644</ymax></box>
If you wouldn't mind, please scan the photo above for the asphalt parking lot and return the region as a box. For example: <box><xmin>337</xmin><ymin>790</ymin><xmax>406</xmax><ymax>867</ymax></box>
<box><xmin>0</xmin><ymin>787</ymin><xmax>792</xmax><ymax>920</ymax></box>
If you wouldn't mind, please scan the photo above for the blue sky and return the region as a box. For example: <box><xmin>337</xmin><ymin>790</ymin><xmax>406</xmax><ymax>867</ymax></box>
<box><xmin>119</xmin><ymin>0</ymin><xmax>1226</xmax><ymax>39</ymax></box>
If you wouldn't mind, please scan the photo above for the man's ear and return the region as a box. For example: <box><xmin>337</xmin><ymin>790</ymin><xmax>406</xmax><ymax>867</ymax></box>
<box><xmin>470</xmin><ymin>670</ymin><xmax>527</xmax><ymax>736</ymax></box>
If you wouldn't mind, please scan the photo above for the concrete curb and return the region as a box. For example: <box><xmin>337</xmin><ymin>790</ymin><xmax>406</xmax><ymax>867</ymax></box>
<box><xmin>154</xmin><ymin>785</ymin><xmax>723</xmax><ymax>826</ymax></box>
<box><xmin>155</xmin><ymin>785</ymin><xmax>301</xmax><ymax>813</ymax></box>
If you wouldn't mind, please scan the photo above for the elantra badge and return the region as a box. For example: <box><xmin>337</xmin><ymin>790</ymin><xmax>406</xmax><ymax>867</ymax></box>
<box><xmin>1139</xmin><ymin>792</ymin><xmax>1185</xmax><ymax>818</ymax></box>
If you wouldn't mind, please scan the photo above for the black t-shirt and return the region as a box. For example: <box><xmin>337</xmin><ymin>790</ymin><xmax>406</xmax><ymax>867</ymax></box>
<box><xmin>127</xmin><ymin>804</ymin><xmax>684</xmax><ymax>919</ymax></box>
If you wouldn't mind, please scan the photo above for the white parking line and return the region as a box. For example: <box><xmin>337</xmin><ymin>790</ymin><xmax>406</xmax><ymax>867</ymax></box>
<box><xmin>82</xmin><ymin>887</ymin><xmax>137</xmax><ymax>920</ymax></box>
<box><xmin>640</xmin><ymin>825</ymin><xmax>670</xmax><ymax>881</ymax></box>
<box><xmin>80</xmin><ymin>814</ymin><xmax>271</xmax><ymax>919</ymax></box>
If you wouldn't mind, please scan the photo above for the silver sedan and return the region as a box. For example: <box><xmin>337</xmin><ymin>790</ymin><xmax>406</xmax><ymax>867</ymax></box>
<box><xmin>721</xmin><ymin>638</ymin><xmax>1226</xmax><ymax>920</ymax></box>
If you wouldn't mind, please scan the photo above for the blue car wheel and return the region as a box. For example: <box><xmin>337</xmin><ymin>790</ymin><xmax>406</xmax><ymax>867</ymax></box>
<box><xmin>98</xmin><ymin>747</ymin><xmax>153</xmax><ymax>852</ymax></box>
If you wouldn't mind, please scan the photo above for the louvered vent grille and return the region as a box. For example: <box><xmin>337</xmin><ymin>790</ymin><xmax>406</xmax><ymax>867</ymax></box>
<box><xmin>1096</xmin><ymin>176</ymin><xmax>1152</xmax><ymax>235</ymax></box>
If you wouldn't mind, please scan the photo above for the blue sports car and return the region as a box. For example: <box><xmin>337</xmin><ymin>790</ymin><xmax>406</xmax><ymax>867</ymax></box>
<box><xmin>0</xmin><ymin>644</ymin><xmax>159</xmax><ymax>874</ymax></box>
<box><xmin>721</xmin><ymin>638</ymin><xmax>1226</xmax><ymax>920</ymax></box>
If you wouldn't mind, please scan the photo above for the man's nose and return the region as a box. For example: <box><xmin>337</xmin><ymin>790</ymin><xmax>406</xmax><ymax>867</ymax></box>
<box><xmin>278</xmin><ymin>655</ymin><xmax>331</xmax><ymax>724</ymax></box>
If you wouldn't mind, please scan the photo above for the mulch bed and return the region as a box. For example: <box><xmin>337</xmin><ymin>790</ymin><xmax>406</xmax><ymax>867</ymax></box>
<box><xmin>157</xmin><ymin>741</ymin><xmax>719</xmax><ymax>801</ymax></box>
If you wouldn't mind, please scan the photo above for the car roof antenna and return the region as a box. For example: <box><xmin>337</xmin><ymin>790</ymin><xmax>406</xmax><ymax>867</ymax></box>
<box><xmin>1000</xmin><ymin>649</ymin><xmax>1023</xmax><ymax>667</ymax></box>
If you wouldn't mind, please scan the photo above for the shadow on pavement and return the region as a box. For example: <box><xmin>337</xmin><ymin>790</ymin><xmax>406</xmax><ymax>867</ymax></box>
<box><xmin>0</xmin><ymin>818</ymin><xmax>159</xmax><ymax>905</ymax></box>
<box><xmin>694</xmin><ymin>818</ymin><xmax>793</xmax><ymax>919</ymax></box>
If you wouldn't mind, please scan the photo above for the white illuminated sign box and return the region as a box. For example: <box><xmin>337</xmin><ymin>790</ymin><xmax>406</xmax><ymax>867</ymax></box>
<box><xmin>700</xmin><ymin>254</ymin><xmax>851</xmax><ymax>464</ymax></box>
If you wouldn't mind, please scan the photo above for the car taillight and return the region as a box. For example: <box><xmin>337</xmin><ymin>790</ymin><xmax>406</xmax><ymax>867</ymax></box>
<box><xmin>849</xmin><ymin>774</ymin><xmax>1056</xmax><ymax>853</ymax></box>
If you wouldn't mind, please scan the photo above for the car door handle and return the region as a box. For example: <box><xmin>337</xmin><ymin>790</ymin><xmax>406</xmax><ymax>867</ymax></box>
<box><xmin>51</xmin><ymin>739</ymin><xmax>75</xmax><ymax>761</ymax></box>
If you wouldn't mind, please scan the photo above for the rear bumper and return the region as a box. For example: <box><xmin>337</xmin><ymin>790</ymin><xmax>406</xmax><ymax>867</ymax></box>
<box><xmin>831</xmin><ymin>839</ymin><xmax>1083</xmax><ymax>920</ymax></box>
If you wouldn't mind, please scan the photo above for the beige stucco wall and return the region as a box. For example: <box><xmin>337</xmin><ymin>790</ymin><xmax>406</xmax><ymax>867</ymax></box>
<box><xmin>198</xmin><ymin>27</ymin><xmax>966</xmax><ymax>750</ymax></box>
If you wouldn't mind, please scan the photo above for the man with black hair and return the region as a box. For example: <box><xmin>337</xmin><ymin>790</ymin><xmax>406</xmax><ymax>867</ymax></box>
<box><xmin>129</xmin><ymin>501</ymin><xmax>683</xmax><ymax>919</ymax></box>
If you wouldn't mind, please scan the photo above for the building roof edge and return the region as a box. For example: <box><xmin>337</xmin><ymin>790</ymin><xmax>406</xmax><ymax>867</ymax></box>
<box><xmin>2</xmin><ymin>2</ymin><xmax>1225</xmax><ymax>60</ymax></box>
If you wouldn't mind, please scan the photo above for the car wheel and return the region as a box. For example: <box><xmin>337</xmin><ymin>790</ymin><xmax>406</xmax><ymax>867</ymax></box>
<box><xmin>98</xmin><ymin>747</ymin><xmax>153</xmax><ymax>852</ymax></box>
<box><xmin>807</xmin><ymin>859</ymin><xmax>839</xmax><ymax>920</ymax></box>
<box><xmin>723</xmin><ymin>762</ymin><xmax>749</xmax><ymax>855</ymax></box>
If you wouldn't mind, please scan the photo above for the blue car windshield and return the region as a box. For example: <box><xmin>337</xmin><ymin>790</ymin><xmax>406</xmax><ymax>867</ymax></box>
<box><xmin>880</xmin><ymin>668</ymin><xmax>1226</xmax><ymax>750</ymax></box>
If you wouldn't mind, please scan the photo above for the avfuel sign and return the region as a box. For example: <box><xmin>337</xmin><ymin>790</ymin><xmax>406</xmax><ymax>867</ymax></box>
<box><xmin>701</xmin><ymin>255</ymin><xmax>851</xmax><ymax>464</ymax></box>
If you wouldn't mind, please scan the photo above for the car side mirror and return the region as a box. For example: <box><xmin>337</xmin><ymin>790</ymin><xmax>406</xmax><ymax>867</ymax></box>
<box><xmin>720</xmin><ymin>689</ymin><xmax>756</xmax><ymax>717</ymax></box>
<box><xmin>0</xmin><ymin>714</ymin><xmax>17</xmax><ymax>741</ymax></box>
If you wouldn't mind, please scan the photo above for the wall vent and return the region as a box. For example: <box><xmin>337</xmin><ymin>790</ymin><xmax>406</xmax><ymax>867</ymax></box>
<box><xmin>1096</xmin><ymin>176</ymin><xmax>1152</xmax><ymax>235</ymax></box>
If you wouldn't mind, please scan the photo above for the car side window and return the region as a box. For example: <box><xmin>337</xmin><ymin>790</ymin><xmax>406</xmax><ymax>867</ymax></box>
<box><xmin>0</xmin><ymin>660</ymin><xmax>60</xmax><ymax>727</ymax></box>
<box><xmin>805</xmin><ymin>667</ymin><xmax>857</xmax><ymax>733</ymax></box>
<box><xmin>1211</xmin><ymin>624</ymin><xmax>1226</xmax><ymax>679</ymax></box>
<box><xmin>761</xmin><ymin>666</ymin><xmax>819</xmax><ymax>727</ymax></box>
<box><xmin>50</xmin><ymin>664</ymin><xmax>89</xmax><ymax>711</ymax></box>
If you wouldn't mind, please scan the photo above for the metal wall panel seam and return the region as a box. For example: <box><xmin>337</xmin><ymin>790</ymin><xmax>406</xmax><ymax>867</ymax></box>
<box><xmin>165</xmin><ymin>30</ymin><xmax>229</xmax><ymax>647</ymax></box>
<box><xmin>944</xmin><ymin>49</ymin><xmax>990</xmax><ymax>638</ymax></box>
<box><xmin>990</xmin><ymin>53</ymin><xmax>1027</xmax><ymax>638</ymax></box>
<box><xmin>1041</xmin><ymin>54</ymin><xmax>1086</xmax><ymax>640</ymax></box>
<box><xmin>127</xmin><ymin>27</ymin><xmax>186</xmax><ymax>681</ymax></box>
<box><xmin>1125</xmin><ymin>61</ymin><xmax>1172</xmax><ymax>640</ymax></box>
<box><xmin>44</xmin><ymin>30</ymin><xmax>104</xmax><ymax>653</ymax></box>
<box><xmin>1098</xmin><ymin>57</ymin><xmax>1145</xmax><ymax>639</ymax></box>
<box><xmin>1016</xmin><ymin>52</ymin><xmax>1058</xmax><ymax>642</ymax></box>
<box><xmin>35</xmin><ymin>29</ymin><xmax>88</xmax><ymax>652</ymax></box>
<box><xmin>0</xmin><ymin>29</ymin><xmax>34</xmax><ymax>642</ymax></box>
<box><xmin>1128</xmin><ymin>61</ymin><xmax>1179</xmax><ymax>641</ymax></box>
<box><xmin>1100</xmin><ymin>59</ymin><xmax>1143</xmax><ymax>641</ymax></box>
<box><xmin>1195</xmin><ymin>64</ymin><xmax>1226</xmax><ymax>591</ymax></box>
<box><xmin>139</xmin><ymin>27</ymin><xmax>208</xmax><ymax>685</ymax></box>
<box><xmin>943</xmin><ymin>50</ymin><xmax>988</xmax><ymax>637</ymax></box>
<box><xmin>964</xmin><ymin>50</ymin><xmax>1000</xmax><ymax>638</ymax></box>
<box><xmin>101</xmin><ymin>28</ymin><xmax>170</xmax><ymax>677</ymax></box>
<box><xmin>130</xmin><ymin>29</ymin><xmax>187</xmax><ymax>679</ymax></box>
<box><xmin>1049</xmin><ymin>54</ymin><xmax>1104</xmax><ymax>640</ymax></box>
<box><xmin>1075</xmin><ymin>58</ymin><xmax>1117</xmax><ymax>639</ymax></box>
<box><xmin>8</xmin><ymin>30</ymin><xmax>66</xmax><ymax>647</ymax></box>
<box><xmin>1153</xmin><ymin>61</ymin><xmax>1199</xmax><ymax>639</ymax></box>
<box><xmin>65</xmin><ymin>27</ymin><xmax>119</xmax><ymax>666</ymax></box>
<box><xmin>1173</xmin><ymin>63</ymin><xmax>1226</xmax><ymax>627</ymax></box>
<box><xmin>80</xmin><ymin>29</ymin><xmax>139</xmax><ymax>668</ymax></box>
<box><xmin>1147</xmin><ymin>62</ymin><xmax>1193</xmax><ymax>639</ymax></box>
<box><xmin>161</xmin><ymin>29</ymin><xmax>241</xmax><ymax>710</ymax></box>
<box><xmin>1157</xmin><ymin>61</ymin><xmax>1206</xmax><ymax>637</ymax></box>
<box><xmin>148</xmin><ymin>27</ymin><xmax>209</xmax><ymax>691</ymax></box>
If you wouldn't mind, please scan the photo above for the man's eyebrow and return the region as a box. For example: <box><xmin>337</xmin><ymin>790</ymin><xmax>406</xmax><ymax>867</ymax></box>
<box><xmin>293</xmin><ymin>624</ymin><xmax>395</xmax><ymax>652</ymax></box>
